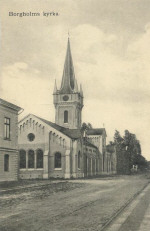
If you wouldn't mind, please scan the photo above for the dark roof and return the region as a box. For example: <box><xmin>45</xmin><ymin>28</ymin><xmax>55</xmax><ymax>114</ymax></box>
<box><xmin>83</xmin><ymin>138</ymin><xmax>98</xmax><ymax>149</ymax></box>
<box><xmin>19</xmin><ymin>114</ymin><xmax>104</xmax><ymax>145</ymax></box>
<box><xmin>62</xmin><ymin>129</ymin><xmax>82</xmax><ymax>139</ymax></box>
<box><xmin>106</xmin><ymin>144</ymin><xmax>116</xmax><ymax>153</ymax></box>
<box><xmin>0</xmin><ymin>98</ymin><xmax>22</xmax><ymax>111</ymax></box>
<box><xmin>86</xmin><ymin>128</ymin><xmax>106</xmax><ymax>136</ymax></box>
<box><xmin>34</xmin><ymin>115</ymin><xmax>81</xmax><ymax>139</ymax></box>
<box><xmin>59</xmin><ymin>38</ymin><xmax>75</xmax><ymax>94</ymax></box>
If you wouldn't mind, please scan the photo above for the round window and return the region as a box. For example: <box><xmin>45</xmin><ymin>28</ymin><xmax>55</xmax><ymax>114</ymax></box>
<box><xmin>27</xmin><ymin>133</ymin><xmax>35</xmax><ymax>142</ymax></box>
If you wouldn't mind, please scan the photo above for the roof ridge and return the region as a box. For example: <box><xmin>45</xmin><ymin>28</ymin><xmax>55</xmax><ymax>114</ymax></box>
<box><xmin>83</xmin><ymin>138</ymin><xmax>98</xmax><ymax>149</ymax></box>
<box><xmin>18</xmin><ymin>114</ymin><xmax>82</xmax><ymax>139</ymax></box>
<box><xmin>0</xmin><ymin>98</ymin><xmax>22</xmax><ymax>111</ymax></box>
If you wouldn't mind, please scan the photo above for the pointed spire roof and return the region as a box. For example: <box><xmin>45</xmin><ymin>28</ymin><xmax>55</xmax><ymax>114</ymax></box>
<box><xmin>53</xmin><ymin>79</ymin><xmax>57</xmax><ymax>94</ymax></box>
<box><xmin>80</xmin><ymin>84</ymin><xmax>83</xmax><ymax>96</ymax></box>
<box><xmin>59</xmin><ymin>38</ymin><xmax>75</xmax><ymax>94</ymax></box>
<box><xmin>74</xmin><ymin>79</ymin><xmax>78</xmax><ymax>92</ymax></box>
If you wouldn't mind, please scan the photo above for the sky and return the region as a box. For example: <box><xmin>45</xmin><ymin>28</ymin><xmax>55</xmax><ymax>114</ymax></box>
<box><xmin>0</xmin><ymin>0</ymin><xmax>150</xmax><ymax>160</ymax></box>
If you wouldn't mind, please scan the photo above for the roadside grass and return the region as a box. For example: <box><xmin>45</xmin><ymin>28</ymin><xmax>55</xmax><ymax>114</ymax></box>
<box><xmin>0</xmin><ymin>181</ymin><xmax>85</xmax><ymax>208</ymax></box>
<box><xmin>0</xmin><ymin>178</ymin><xmax>63</xmax><ymax>189</ymax></box>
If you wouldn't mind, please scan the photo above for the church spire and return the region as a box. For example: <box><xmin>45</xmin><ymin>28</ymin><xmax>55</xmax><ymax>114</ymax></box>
<box><xmin>59</xmin><ymin>38</ymin><xmax>75</xmax><ymax>94</ymax></box>
<box><xmin>53</xmin><ymin>79</ymin><xmax>57</xmax><ymax>94</ymax></box>
<box><xmin>54</xmin><ymin>37</ymin><xmax>84</xmax><ymax>129</ymax></box>
<box><xmin>80</xmin><ymin>84</ymin><xmax>83</xmax><ymax>96</ymax></box>
<box><xmin>74</xmin><ymin>79</ymin><xmax>78</xmax><ymax>92</ymax></box>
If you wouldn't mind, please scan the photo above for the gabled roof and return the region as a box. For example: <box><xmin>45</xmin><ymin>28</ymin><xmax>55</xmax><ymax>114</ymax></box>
<box><xmin>36</xmin><ymin>115</ymin><xmax>82</xmax><ymax>139</ymax></box>
<box><xmin>20</xmin><ymin>114</ymin><xmax>82</xmax><ymax>140</ymax></box>
<box><xmin>19</xmin><ymin>114</ymin><xmax>103</xmax><ymax>148</ymax></box>
<box><xmin>86</xmin><ymin>128</ymin><xmax>106</xmax><ymax>136</ymax></box>
<box><xmin>0</xmin><ymin>98</ymin><xmax>22</xmax><ymax>112</ymax></box>
<box><xmin>36</xmin><ymin>116</ymin><xmax>100</xmax><ymax>147</ymax></box>
<box><xmin>83</xmin><ymin>138</ymin><xmax>98</xmax><ymax>149</ymax></box>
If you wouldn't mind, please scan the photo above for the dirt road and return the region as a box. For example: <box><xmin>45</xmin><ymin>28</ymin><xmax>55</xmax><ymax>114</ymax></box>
<box><xmin>0</xmin><ymin>175</ymin><xmax>149</xmax><ymax>231</ymax></box>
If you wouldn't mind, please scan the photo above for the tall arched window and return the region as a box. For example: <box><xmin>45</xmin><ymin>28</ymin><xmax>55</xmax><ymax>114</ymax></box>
<box><xmin>55</xmin><ymin>152</ymin><xmax>61</xmax><ymax>168</ymax></box>
<box><xmin>64</xmin><ymin>110</ymin><xmax>68</xmax><ymax>123</ymax></box>
<box><xmin>37</xmin><ymin>149</ymin><xmax>43</xmax><ymax>168</ymax></box>
<box><xmin>4</xmin><ymin>154</ymin><xmax>9</xmax><ymax>172</ymax></box>
<box><xmin>78</xmin><ymin>151</ymin><xmax>81</xmax><ymax>169</ymax></box>
<box><xmin>28</xmin><ymin>150</ymin><xmax>34</xmax><ymax>168</ymax></box>
<box><xmin>20</xmin><ymin>149</ymin><xmax>26</xmax><ymax>169</ymax></box>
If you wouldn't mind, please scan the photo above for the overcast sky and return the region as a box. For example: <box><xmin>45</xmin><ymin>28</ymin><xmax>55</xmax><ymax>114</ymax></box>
<box><xmin>0</xmin><ymin>0</ymin><xmax>150</xmax><ymax>160</ymax></box>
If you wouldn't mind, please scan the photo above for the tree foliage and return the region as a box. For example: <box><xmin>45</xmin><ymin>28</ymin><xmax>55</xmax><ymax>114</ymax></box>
<box><xmin>113</xmin><ymin>129</ymin><xmax>147</xmax><ymax>173</ymax></box>
<box><xmin>81</xmin><ymin>122</ymin><xmax>93</xmax><ymax>137</ymax></box>
<box><xmin>114</xmin><ymin>130</ymin><xmax>124</xmax><ymax>145</ymax></box>
<box><xmin>81</xmin><ymin>122</ymin><xmax>93</xmax><ymax>131</ymax></box>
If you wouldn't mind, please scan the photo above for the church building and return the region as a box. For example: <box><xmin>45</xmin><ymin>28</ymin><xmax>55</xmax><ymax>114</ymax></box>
<box><xmin>18</xmin><ymin>38</ymin><xmax>107</xmax><ymax>179</ymax></box>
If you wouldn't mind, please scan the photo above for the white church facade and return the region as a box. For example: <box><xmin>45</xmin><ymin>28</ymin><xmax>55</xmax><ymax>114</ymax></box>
<box><xmin>18</xmin><ymin>38</ymin><xmax>107</xmax><ymax>179</ymax></box>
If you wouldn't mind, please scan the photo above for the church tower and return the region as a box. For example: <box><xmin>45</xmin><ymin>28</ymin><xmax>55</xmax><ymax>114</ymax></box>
<box><xmin>53</xmin><ymin>38</ymin><xmax>83</xmax><ymax>129</ymax></box>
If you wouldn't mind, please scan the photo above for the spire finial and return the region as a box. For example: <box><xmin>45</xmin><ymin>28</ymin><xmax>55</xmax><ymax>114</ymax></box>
<box><xmin>68</xmin><ymin>30</ymin><xmax>70</xmax><ymax>39</ymax></box>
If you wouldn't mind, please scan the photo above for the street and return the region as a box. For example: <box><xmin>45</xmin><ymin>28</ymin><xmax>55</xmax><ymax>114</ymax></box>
<box><xmin>0</xmin><ymin>175</ymin><xmax>149</xmax><ymax>231</ymax></box>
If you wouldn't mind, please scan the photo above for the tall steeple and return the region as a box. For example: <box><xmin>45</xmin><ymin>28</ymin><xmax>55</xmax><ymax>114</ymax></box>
<box><xmin>53</xmin><ymin>37</ymin><xmax>84</xmax><ymax>129</ymax></box>
<box><xmin>59</xmin><ymin>38</ymin><xmax>75</xmax><ymax>94</ymax></box>
<box><xmin>53</xmin><ymin>79</ymin><xmax>57</xmax><ymax>94</ymax></box>
<box><xmin>80</xmin><ymin>84</ymin><xmax>83</xmax><ymax>97</ymax></box>
<box><xmin>74</xmin><ymin>79</ymin><xmax>78</xmax><ymax>92</ymax></box>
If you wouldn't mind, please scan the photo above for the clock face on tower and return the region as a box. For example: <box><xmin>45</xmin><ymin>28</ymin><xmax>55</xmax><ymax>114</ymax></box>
<box><xmin>63</xmin><ymin>95</ymin><xmax>69</xmax><ymax>101</ymax></box>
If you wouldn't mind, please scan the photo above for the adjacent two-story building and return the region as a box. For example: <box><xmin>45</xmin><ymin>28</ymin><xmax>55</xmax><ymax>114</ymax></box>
<box><xmin>0</xmin><ymin>98</ymin><xmax>22</xmax><ymax>181</ymax></box>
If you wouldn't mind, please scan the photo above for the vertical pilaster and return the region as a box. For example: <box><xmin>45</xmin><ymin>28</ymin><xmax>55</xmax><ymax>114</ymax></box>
<box><xmin>91</xmin><ymin>158</ymin><xmax>92</xmax><ymax>176</ymax></box>
<box><xmin>87</xmin><ymin>157</ymin><xmax>88</xmax><ymax>177</ymax></box>
<box><xmin>43</xmin><ymin>150</ymin><xmax>49</xmax><ymax>179</ymax></box>
<box><xmin>65</xmin><ymin>150</ymin><xmax>70</xmax><ymax>178</ymax></box>
<box><xmin>95</xmin><ymin>159</ymin><xmax>96</xmax><ymax>175</ymax></box>
<box><xmin>34</xmin><ymin>152</ymin><xmax>37</xmax><ymax>169</ymax></box>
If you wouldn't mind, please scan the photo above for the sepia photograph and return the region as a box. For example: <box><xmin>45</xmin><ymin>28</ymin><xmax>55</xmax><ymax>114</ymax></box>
<box><xmin>0</xmin><ymin>0</ymin><xmax>150</xmax><ymax>230</ymax></box>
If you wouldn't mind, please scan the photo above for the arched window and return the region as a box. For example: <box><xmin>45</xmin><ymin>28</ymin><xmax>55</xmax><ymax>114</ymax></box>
<box><xmin>63</xmin><ymin>139</ymin><xmax>65</xmax><ymax>148</ymax></box>
<box><xmin>28</xmin><ymin>150</ymin><xmax>34</xmax><ymax>168</ymax></box>
<box><xmin>20</xmin><ymin>150</ymin><xmax>26</xmax><ymax>169</ymax></box>
<box><xmin>53</xmin><ymin>133</ymin><xmax>55</xmax><ymax>142</ymax></box>
<box><xmin>78</xmin><ymin>151</ymin><xmax>81</xmax><ymax>169</ymax></box>
<box><xmin>37</xmin><ymin>149</ymin><xmax>43</xmax><ymax>168</ymax></box>
<box><xmin>55</xmin><ymin>152</ymin><xmax>61</xmax><ymax>168</ymax></box>
<box><xmin>64</xmin><ymin>110</ymin><xmax>68</xmax><ymax>123</ymax></box>
<box><xmin>4</xmin><ymin>154</ymin><xmax>9</xmax><ymax>172</ymax></box>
